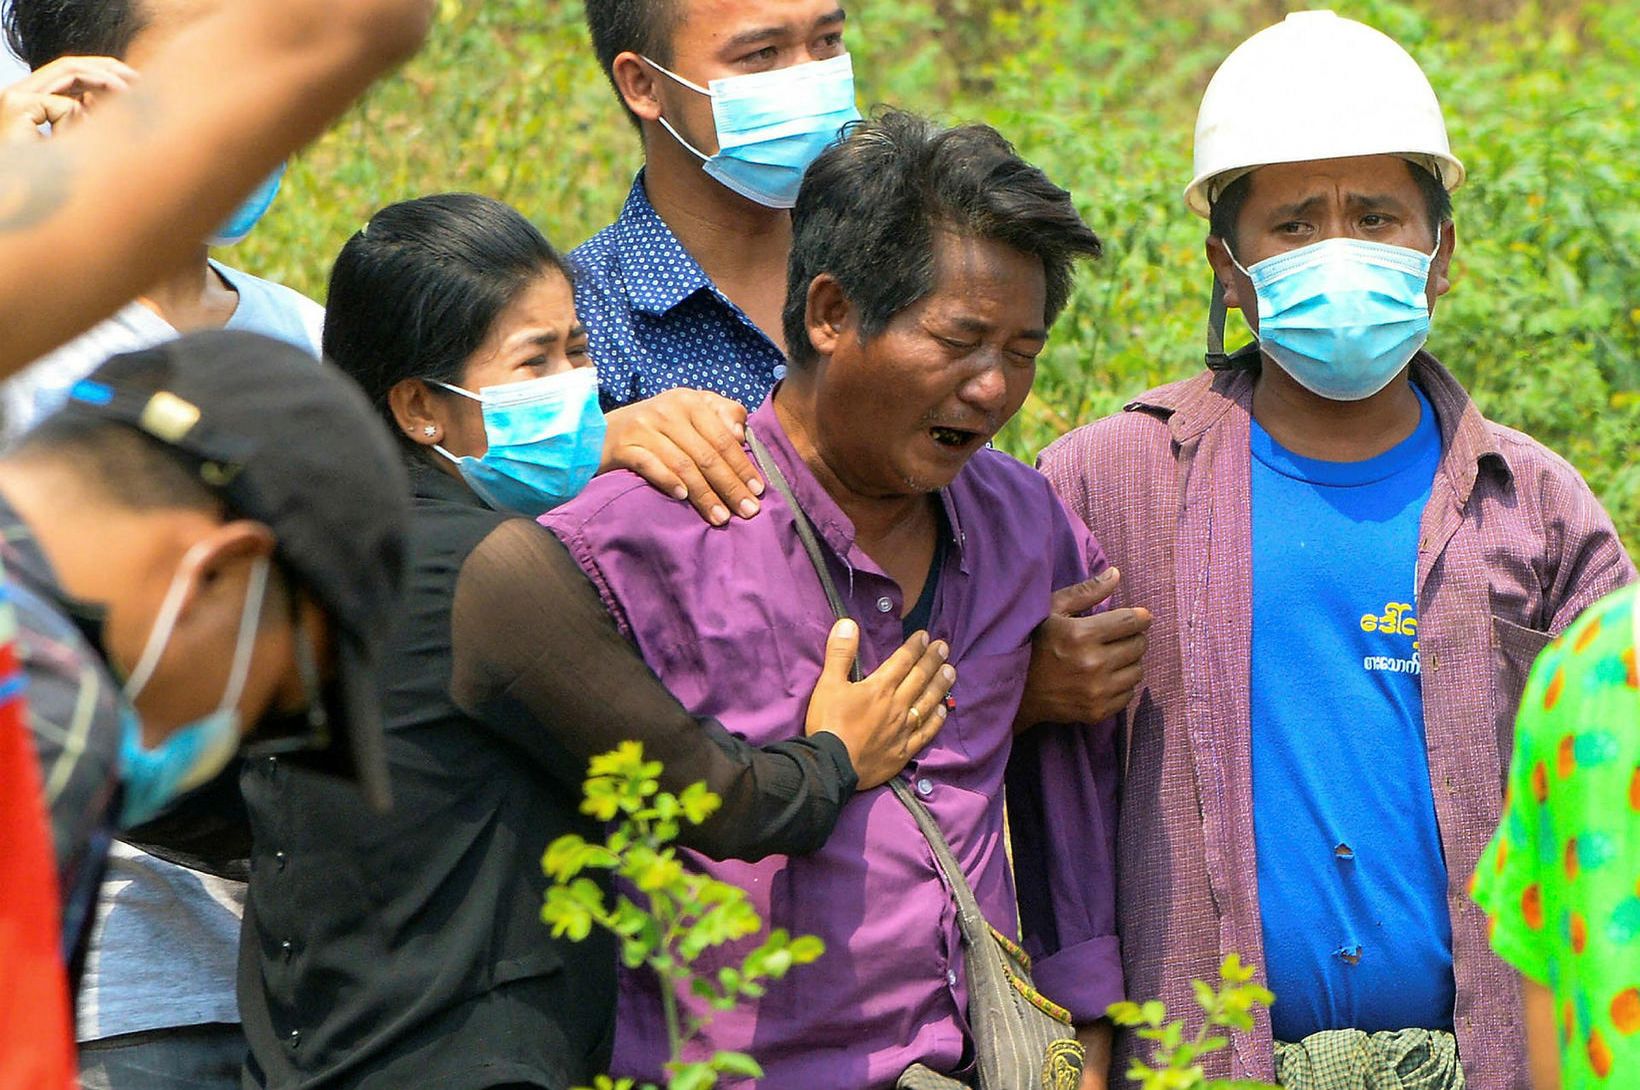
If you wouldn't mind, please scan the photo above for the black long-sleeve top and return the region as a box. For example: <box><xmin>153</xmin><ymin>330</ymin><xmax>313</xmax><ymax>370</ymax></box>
<box><xmin>240</xmin><ymin>463</ymin><xmax>856</xmax><ymax>1090</ymax></box>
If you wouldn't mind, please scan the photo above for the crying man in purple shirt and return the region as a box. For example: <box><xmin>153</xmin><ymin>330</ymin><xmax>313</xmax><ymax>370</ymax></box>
<box><xmin>543</xmin><ymin>108</ymin><xmax>1123</xmax><ymax>1090</ymax></box>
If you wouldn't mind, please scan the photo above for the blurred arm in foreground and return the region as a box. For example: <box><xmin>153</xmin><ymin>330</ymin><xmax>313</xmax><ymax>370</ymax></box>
<box><xmin>0</xmin><ymin>0</ymin><xmax>434</xmax><ymax>373</ymax></box>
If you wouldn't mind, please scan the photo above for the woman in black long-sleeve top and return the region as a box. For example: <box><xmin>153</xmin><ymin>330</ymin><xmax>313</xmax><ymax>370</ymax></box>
<box><xmin>238</xmin><ymin>194</ymin><xmax>954</xmax><ymax>1090</ymax></box>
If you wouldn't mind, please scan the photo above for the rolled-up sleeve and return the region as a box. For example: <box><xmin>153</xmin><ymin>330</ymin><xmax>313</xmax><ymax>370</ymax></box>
<box><xmin>1006</xmin><ymin>497</ymin><xmax>1124</xmax><ymax>1023</ymax></box>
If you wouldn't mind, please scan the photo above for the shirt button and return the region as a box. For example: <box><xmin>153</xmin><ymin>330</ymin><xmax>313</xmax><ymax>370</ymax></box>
<box><xmin>946</xmin><ymin>969</ymin><xmax>959</xmax><ymax>987</ymax></box>
<box><xmin>280</xmin><ymin>940</ymin><xmax>294</xmax><ymax>961</ymax></box>
<box><xmin>916</xmin><ymin>777</ymin><xmax>934</xmax><ymax>797</ymax></box>
<box><xmin>274</xmin><ymin>851</ymin><xmax>288</xmax><ymax>871</ymax></box>
<box><xmin>287</xmin><ymin>1029</ymin><xmax>300</xmax><ymax>1048</ymax></box>
<box><xmin>772</xmin><ymin>364</ymin><xmax>787</xmax><ymax>381</ymax></box>
<box><xmin>876</xmin><ymin>596</ymin><xmax>894</xmax><ymax>613</ymax></box>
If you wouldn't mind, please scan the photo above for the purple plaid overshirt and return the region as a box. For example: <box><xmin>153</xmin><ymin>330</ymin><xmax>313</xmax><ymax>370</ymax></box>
<box><xmin>1038</xmin><ymin>352</ymin><xmax>1636</xmax><ymax>1089</ymax></box>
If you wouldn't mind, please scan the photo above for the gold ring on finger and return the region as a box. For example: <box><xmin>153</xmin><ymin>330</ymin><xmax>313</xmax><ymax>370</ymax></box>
<box><xmin>906</xmin><ymin>706</ymin><xmax>921</xmax><ymax>724</ymax></box>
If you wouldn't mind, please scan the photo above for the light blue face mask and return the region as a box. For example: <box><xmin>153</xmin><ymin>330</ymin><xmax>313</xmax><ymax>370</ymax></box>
<box><xmin>644</xmin><ymin>53</ymin><xmax>860</xmax><ymax>209</ymax></box>
<box><xmin>434</xmin><ymin>367</ymin><xmax>607</xmax><ymax>516</ymax></box>
<box><xmin>119</xmin><ymin>548</ymin><xmax>269</xmax><ymax>827</ymax></box>
<box><xmin>1231</xmin><ymin>231</ymin><xmax>1441</xmax><ymax>401</ymax></box>
<box><xmin>208</xmin><ymin>163</ymin><xmax>286</xmax><ymax>247</ymax></box>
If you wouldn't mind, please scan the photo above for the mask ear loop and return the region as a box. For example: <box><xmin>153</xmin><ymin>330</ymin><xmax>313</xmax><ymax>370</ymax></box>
<box><xmin>122</xmin><ymin>540</ymin><xmax>214</xmax><ymax>702</ymax></box>
<box><xmin>640</xmin><ymin>55</ymin><xmax>710</xmax><ymax>96</ymax></box>
<box><xmin>638</xmin><ymin>56</ymin><xmax>716</xmax><ymax>164</ymax></box>
<box><xmin>429</xmin><ymin>380</ymin><xmax>481</xmax><ymax>402</ymax></box>
<box><xmin>428</xmin><ymin>380</ymin><xmax>483</xmax><ymax>465</ymax></box>
<box><xmin>123</xmin><ymin>546</ymin><xmax>269</xmax><ymax>716</ymax></box>
<box><xmin>216</xmin><ymin>556</ymin><xmax>270</xmax><ymax>718</ymax></box>
<box><xmin>657</xmin><ymin>115</ymin><xmax>712</xmax><ymax>163</ymax></box>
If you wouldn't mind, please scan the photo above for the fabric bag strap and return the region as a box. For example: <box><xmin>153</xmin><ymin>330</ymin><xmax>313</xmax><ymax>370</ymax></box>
<box><xmin>746</xmin><ymin>426</ymin><xmax>991</xmax><ymax>928</ymax></box>
<box><xmin>747</xmin><ymin>426</ymin><xmax>862</xmax><ymax>680</ymax></box>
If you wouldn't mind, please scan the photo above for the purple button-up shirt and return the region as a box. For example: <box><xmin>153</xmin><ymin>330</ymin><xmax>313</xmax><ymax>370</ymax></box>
<box><xmin>1038</xmin><ymin>353</ymin><xmax>1636</xmax><ymax>1090</ymax></box>
<box><xmin>543</xmin><ymin>399</ymin><xmax>1123</xmax><ymax>1089</ymax></box>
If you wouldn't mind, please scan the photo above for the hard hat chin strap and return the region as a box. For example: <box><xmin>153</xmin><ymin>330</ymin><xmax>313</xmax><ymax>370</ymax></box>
<box><xmin>1205</xmin><ymin>277</ymin><xmax>1263</xmax><ymax>374</ymax></box>
<box><xmin>1205</xmin><ymin>277</ymin><xmax>1233</xmax><ymax>371</ymax></box>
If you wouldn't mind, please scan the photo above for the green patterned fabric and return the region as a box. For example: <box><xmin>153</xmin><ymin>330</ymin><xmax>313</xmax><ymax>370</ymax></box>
<box><xmin>1472</xmin><ymin>582</ymin><xmax>1640</xmax><ymax>1088</ymax></box>
<box><xmin>1273</xmin><ymin>1028</ymin><xmax>1464</xmax><ymax>1089</ymax></box>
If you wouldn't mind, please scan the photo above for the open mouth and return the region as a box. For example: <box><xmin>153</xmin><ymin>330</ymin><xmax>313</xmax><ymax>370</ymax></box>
<box><xmin>929</xmin><ymin>425</ymin><xmax>984</xmax><ymax>449</ymax></box>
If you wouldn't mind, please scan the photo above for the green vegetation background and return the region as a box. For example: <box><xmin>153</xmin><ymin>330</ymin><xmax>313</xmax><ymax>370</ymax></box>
<box><xmin>244</xmin><ymin>0</ymin><xmax>1639</xmax><ymax>556</ymax></box>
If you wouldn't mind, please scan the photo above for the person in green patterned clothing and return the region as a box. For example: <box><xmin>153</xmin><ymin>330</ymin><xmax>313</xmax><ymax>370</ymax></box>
<box><xmin>1473</xmin><ymin>580</ymin><xmax>1640</xmax><ymax>1088</ymax></box>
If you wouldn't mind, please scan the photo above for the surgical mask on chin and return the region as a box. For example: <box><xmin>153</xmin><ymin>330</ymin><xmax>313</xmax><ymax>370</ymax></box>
<box><xmin>119</xmin><ymin>547</ymin><xmax>270</xmax><ymax>827</ymax></box>
<box><xmin>1231</xmin><ymin>230</ymin><xmax>1441</xmax><ymax>402</ymax></box>
<box><xmin>208</xmin><ymin>163</ymin><xmax>285</xmax><ymax>247</ymax></box>
<box><xmin>643</xmin><ymin>53</ymin><xmax>860</xmax><ymax>209</ymax></box>
<box><xmin>433</xmin><ymin>367</ymin><xmax>607</xmax><ymax>517</ymax></box>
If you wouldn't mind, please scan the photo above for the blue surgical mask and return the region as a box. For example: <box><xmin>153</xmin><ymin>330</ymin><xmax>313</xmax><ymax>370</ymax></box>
<box><xmin>119</xmin><ymin>548</ymin><xmax>269</xmax><ymax>827</ymax></box>
<box><xmin>1231</xmin><ymin>231</ymin><xmax>1441</xmax><ymax>401</ymax></box>
<box><xmin>644</xmin><ymin>53</ymin><xmax>860</xmax><ymax>209</ymax></box>
<box><xmin>208</xmin><ymin>163</ymin><xmax>285</xmax><ymax>247</ymax></box>
<box><xmin>434</xmin><ymin>368</ymin><xmax>607</xmax><ymax>516</ymax></box>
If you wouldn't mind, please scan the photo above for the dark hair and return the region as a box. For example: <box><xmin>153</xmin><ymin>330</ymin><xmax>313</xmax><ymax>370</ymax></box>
<box><xmin>322</xmin><ymin>194</ymin><xmax>569</xmax><ymax>442</ymax></box>
<box><xmin>5</xmin><ymin>0</ymin><xmax>146</xmax><ymax>68</ymax></box>
<box><xmin>10</xmin><ymin>408</ymin><xmax>299</xmax><ymax>637</ymax></box>
<box><xmin>1208</xmin><ymin>158</ymin><xmax>1453</xmax><ymax>250</ymax></box>
<box><xmin>14</xmin><ymin>354</ymin><xmax>222</xmax><ymax>515</ymax></box>
<box><xmin>584</xmin><ymin>0</ymin><xmax>679</xmax><ymax>128</ymax></box>
<box><xmin>782</xmin><ymin>108</ymin><xmax>1103</xmax><ymax>368</ymax></box>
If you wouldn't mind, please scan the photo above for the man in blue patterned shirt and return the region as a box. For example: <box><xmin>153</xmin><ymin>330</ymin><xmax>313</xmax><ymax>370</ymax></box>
<box><xmin>575</xmin><ymin>0</ymin><xmax>849</xmax><ymax>414</ymax></box>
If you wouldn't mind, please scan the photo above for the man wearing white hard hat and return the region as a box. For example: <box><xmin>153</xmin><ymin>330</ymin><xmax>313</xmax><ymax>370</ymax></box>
<box><xmin>1038</xmin><ymin>11</ymin><xmax>1634</xmax><ymax>1090</ymax></box>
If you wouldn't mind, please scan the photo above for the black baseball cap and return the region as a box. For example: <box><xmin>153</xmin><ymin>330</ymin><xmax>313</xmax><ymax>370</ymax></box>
<box><xmin>63</xmin><ymin>330</ymin><xmax>409</xmax><ymax>811</ymax></box>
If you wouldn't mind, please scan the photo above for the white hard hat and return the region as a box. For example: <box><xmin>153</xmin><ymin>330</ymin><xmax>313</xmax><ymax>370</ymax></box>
<box><xmin>1184</xmin><ymin>10</ymin><xmax>1465</xmax><ymax>218</ymax></box>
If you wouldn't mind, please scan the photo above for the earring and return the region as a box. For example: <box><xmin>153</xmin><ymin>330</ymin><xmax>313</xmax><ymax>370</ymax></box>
<box><xmin>423</xmin><ymin>425</ymin><xmax>437</xmax><ymax>437</ymax></box>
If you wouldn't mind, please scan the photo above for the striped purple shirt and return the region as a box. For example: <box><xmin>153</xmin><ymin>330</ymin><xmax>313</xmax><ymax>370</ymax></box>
<box><xmin>1038</xmin><ymin>353</ymin><xmax>1636</xmax><ymax>1089</ymax></box>
<box><xmin>543</xmin><ymin>397</ymin><xmax>1123</xmax><ymax>1089</ymax></box>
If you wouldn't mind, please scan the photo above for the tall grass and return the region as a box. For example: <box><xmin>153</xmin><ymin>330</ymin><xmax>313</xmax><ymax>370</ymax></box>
<box><xmin>242</xmin><ymin>0</ymin><xmax>1639</xmax><ymax>556</ymax></box>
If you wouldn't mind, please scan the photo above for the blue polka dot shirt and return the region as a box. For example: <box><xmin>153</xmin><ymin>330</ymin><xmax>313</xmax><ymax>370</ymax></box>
<box><xmin>570</xmin><ymin>172</ymin><xmax>788</xmax><ymax>412</ymax></box>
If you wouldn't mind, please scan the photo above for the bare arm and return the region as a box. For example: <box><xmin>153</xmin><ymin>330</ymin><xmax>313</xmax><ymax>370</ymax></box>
<box><xmin>1524</xmin><ymin>979</ymin><xmax>1560</xmax><ymax>1090</ymax></box>
<box><xmin>1075</xmin><ymin>1020</ymin><xmax>1112</xmax><ymax>1090</ymax></box>
<box><xmin>0</xmin><ymin>0</ymin><xmax>433</xmax><ymax>374</ymax></box>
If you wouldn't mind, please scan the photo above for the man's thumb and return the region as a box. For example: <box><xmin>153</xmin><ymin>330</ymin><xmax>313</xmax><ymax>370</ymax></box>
<box><xmin>1050</xmin><ymin>566</ymin><xmax>1119</xmax><ymax>616</ymax></box>
<box><xmin>821</xmin><ymin>619</ymin><xmax>860</xmax><ymax>681</ymax></box>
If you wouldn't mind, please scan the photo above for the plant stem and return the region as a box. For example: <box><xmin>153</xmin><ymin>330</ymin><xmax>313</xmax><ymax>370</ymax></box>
<box><xmin>659</xmin><ymin>974</ymin><xmax>682</xmax><ymax>1068</ymax></box>
<box><xmin>649</xmin><ymin>889</ymin><xmax>685</xmax><ymax>1065</ymax></box>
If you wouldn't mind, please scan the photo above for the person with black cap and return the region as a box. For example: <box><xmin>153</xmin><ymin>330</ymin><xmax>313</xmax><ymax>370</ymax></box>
<box><xmin>0</xmin><ymin>329</ymin><xmax>406</xmax><ymax>1062</ymax></box>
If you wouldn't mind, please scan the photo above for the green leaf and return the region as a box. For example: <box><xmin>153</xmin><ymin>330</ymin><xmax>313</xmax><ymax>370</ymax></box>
<box><xmin>708</xmin><ymin>1052</ymin><xmax>764</xmax><ymax>1077</ymax></box>
<box><xmin>1219</xmin><ymin>953</ymin><xmax>1251</xmax><ymax>985</ymax></box>
<box><xmin>679</xmin><ymin>781</ymin><xmax>723</xmax><ymax>825</ymax></box>
<box><xmin>542</xmin><ymin>834</ymin><xmax>589</xmax><ymax>881</ymax></box>
<box><xmin>1106</xmin><ymin>1000</ymin><xmax>1144</xmax><ymax>1026</ymax></box>
<box><xmin>787</xmin><ymin>935</ymin><xmax>825</xmax><ymax>963</ymax></box>
<box><xmin>665</xmin><ymin>1063</ymin><xmax>717</xmax><ymax>1090</ymax></box>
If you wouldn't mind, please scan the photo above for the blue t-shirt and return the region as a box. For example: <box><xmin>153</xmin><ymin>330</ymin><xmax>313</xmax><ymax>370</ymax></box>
<box><xmin>1249</xmin><ymin>386</ymin><xmax>1454</xmax><ymax>1042</ymax></box>
<box><xmin>570</xmin><ymin>172</ymin><xmax>787</xmax><ymax>413</ymax></box>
